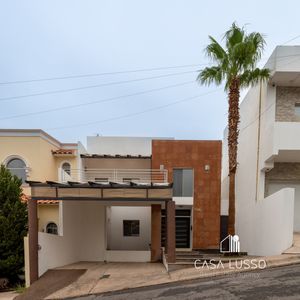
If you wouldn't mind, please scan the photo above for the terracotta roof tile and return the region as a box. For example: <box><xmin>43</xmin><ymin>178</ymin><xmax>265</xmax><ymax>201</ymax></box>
<box><xmin>21</xmin><ymin>194</ymin><xmax>59</xmax><ymax>205</ymax></box>
<box><xmin>52</xmin><ymin>149</ymin><xmax>74</xmax><ymax>155</ymax></box>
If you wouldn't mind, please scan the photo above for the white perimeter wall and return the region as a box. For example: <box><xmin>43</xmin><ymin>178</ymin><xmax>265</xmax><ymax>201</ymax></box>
<box><xmin>87</xmin><ymin>136</ymin><xmax>152</xmax><ymax>155</ymax></box>
<box><xmin>38</xmin><ymin>201</ymin><xmax>106</xmax><ymax>276</ymax></box>
<box><xmin>106</xmin><ymin>206</ymin><xmax>151</xmax><ymax>251</ymax></box>
<box><xmin>86</xmin><ymin>136</ymin><xmax>172</xmax><ymax>156</ymax></box>
<box><xmin>255</xmin><ymin>188</ymin><xmax>294</xmax><ymax>255</ymax></box>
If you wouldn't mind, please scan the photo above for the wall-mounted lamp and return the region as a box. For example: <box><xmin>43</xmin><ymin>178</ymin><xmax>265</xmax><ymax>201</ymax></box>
<box><xmin>204</xmin><ymin>164</ymin><xmax>210</xmax><ymax>172</ymax></box>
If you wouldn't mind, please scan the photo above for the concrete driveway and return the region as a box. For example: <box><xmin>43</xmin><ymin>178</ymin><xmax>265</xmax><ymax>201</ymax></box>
<box><xmin>46</xmin><ymin>262</ymin><xmax>169</xmax><ymax>299</ymax></box>
<box><xmin>70</xmin><ymin>264</ymin><xmax>300</xmax><ymax>300</ymax></box>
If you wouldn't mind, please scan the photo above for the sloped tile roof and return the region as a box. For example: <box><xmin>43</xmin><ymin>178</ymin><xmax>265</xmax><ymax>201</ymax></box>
<box><xmin>21</xmin><ymin>194</ymin><xmax>59</xmax><ymax>205</ymax></box>
<box><xmin>52</xmin><ymin>149</ymin><xmax>74</xmax><ymax>155</ymax></box>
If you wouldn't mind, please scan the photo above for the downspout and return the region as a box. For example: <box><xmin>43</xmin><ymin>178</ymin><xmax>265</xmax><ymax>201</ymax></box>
<box><xmin>255</xmin><ymin>81</ymin><xmax>262</xmax><ymax>201</ymax></box>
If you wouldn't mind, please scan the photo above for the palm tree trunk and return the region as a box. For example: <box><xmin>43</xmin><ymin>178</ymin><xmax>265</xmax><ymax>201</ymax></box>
<box><xmin>227</xmin><ymin>78</ymin><xmax>240</xmax><ymax>235</ymax></box>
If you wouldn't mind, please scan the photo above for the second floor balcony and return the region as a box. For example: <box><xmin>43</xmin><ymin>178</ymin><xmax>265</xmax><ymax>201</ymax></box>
<box><xmin>263</xmin><ymin>121</ymin><xmax>300</xmax><ymax>167</ymax></box>
<box><xmin>60</xmin><ymin>168</ymin><xmax>168</xmax><ymax>184</ymax></box>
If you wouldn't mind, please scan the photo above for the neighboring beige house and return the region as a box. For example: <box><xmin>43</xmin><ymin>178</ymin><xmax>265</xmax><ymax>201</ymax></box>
<box><xmin>0</xmin><ymin>129</ymin><xmax>78</xmax><ymax>235</ymax></box>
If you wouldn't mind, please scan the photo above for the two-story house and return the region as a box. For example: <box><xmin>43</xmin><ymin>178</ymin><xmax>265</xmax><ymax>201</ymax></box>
<box><xmin>221</xmin><ymin>46</ymin><xmax>300</xmax><ymax>256</ymax></box>
<box><xmin>0</xmin><ymin>129</ymin><xmax>221</xmax><ymax>285</ymax></box>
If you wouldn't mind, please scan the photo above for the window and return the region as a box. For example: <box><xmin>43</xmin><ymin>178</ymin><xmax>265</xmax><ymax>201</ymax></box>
<box><xmin>123</xmin><ymin>220</ymin><xmax>140</xmax><ymax>236</ymax></box>
<box><xmin>62</xmin><ymin>162</ymin><xmax>71</xmax><ymax>175</ymax></box>
<box><xmin>173</xmin><ymin>169</ymin><xmax>194</xmax><ymax>197</ymax></box>
<box><xmin>46</xmin><ymin>222</ymin><xmax>58</xmax><ymax>235</ymax></box>
<box><xmin>295</xmin><ymin>103</ymin><xmax>300</xmax><ymax>117</ymax></box>
<box><xmin>6</xmin><ymin>158</ymin><xmax>27</xmax><ymax>183</ymax></box>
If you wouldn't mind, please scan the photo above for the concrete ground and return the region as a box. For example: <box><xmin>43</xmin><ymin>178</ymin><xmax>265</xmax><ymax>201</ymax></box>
<box><xmin>15</xmin><ymin>269</ymin><xmax>86</xmax><ymax>300</ymax></box>
<box><xmin>17</xmin><ymin>233</ymin><xmax>300</xmax><ymax>299</ymax></box>
<box><xmin>73</xmin><ymin>264</ymin><xmax>300</xmax><ymax>300</ymax></box>
<box><xmin>46</xmin><ymin>262</ymin><xmax>169</xmax><ymax>299</ymax></box>
<box><xmin>45</xmin><ymin>251</ymin><xmax>300</xmax><ymax>299</ymax></box>
<box><xmin>0</xmin><ymin>292</ymin><xmax>18</xmax><ymax>300</ymax></box>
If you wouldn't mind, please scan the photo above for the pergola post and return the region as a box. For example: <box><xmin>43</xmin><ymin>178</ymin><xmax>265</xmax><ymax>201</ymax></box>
<box><xmin>28</xmin><ymin>197</ymin><xmax>38</xmax><ymax>284</ymax></box>
<box><xmin>165</xmin><ymin>200</ymin><xmax>176</xmax><ymax>263</ymax></box>
<box><xmin>151</xmin><ymin>204</ymin><xmax>161</xmax><ymax>262</ymax></box>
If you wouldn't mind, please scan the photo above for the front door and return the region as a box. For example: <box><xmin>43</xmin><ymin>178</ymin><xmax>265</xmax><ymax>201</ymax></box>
<box><xmin>161</xmin><ymin>209</ymin><xmax>191</xmax><ymax>249</ymax></box>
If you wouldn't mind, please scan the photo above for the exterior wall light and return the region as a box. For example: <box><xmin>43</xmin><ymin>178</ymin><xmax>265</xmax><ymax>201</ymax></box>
<box><xmin>204</xmin><ymin>164</ymin><xmax>210</xmax><ymax>172</ymax></box>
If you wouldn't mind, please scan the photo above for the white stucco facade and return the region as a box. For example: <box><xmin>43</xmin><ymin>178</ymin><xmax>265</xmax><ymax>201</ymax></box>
<box><xmin>86</xmin><ymin>136</ymin><xmax>173</xmax><ymax>156</ymax></box>
<box><xmin>38</xmin><ymin>201</ymin><xmax>106</xmax><ymax>276</ymax></box>
<box><xmin>106</xmin><ymin>206</ymin><xmax>151</xmax><ymax>251</ymax></box>
<box><xmin>221</xmin><ymin>46</ymin><xmax>300</xmax><ymax>256</ymax></box>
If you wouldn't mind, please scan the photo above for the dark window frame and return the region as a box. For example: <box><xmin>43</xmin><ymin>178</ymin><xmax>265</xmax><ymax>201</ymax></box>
<box><xmin>123</xmin><ymin>220</ymin><xmax>140</xmax><ymax>237</ymax></box>
<box><xmin>46</xmin><ymin>222</ymin><xmax>58</xmax><ymax>235</ymax></box>
<box><xmin>6</xmin><ymin>157</ymin><xmax>27</xmax><ymax>183</ymax></box>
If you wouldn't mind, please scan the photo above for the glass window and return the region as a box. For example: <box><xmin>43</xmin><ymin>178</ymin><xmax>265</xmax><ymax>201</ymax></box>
<box><xmin>46</xmin><ymin>222</ymin><xmax>58</xmax><ymax>235</ymax></box>
<box><xmin>295</xmin><ymin>103</ymin><xmax>300</xmax><ymax>117</ymax></box>
<box><xmin>6</xmin><ymin>158</ymin><xmax>27</xmax><ymax>183</ymax></box>
<box><xmin>173</xmin><ymin>169</ymin><xmax>194</xmax><ymax>197</ymax></box>
<box><xmin>62</xmin><ymin>162</ymin><xmax>71</xmax><ymax>175</ymax></box>
<box><xmin>123</xmin><ymin>220</ymin><xmax>140</xmax><ymax>236</ymax></box>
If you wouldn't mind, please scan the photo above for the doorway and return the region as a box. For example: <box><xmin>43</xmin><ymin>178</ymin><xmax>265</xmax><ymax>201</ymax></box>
<box><xmin>161</xmin><ymin>208</ymin><xmax>191</xmax><ymax>249</ymax></box>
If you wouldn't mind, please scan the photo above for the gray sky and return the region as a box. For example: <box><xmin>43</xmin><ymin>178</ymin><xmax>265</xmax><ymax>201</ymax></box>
<box><xmin>0</xmin><ymin>0</ymin><xmax>299</xmax><ymax>144</ymax></box>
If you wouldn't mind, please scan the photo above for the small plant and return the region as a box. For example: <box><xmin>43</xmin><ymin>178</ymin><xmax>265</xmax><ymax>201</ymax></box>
<box><xmin>14</xmin><ymin>283</ymin><xmax>26</xmax><ymax>294</ymax></box>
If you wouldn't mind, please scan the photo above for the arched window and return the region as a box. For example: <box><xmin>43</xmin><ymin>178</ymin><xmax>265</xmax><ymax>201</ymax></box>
<box><xmin>6</xmin><ymin>158</ymin><xmax>27</xmax><ymax>183</ymax></box>
<box><xmin>46</xmin><ymin>222</ymin><xmax>58</xmax><ymax>235</ymax></box>
<box><xmin>62</xmin><ymin>162</ymin><xmax>71</xmax><ymax>176</ymax></box>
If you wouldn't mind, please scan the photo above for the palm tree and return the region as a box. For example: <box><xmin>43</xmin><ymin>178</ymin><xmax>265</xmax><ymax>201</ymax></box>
<box><xmin>198</xmin><ymin>23</ymin><xmax>270</xmax><ymax>235</ymax></box>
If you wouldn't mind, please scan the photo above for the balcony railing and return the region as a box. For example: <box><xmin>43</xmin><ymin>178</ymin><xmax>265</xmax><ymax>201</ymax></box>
<box><xmin>60</xmin><ymin>168</ymin><xmax>168</xmax><ymax>184</ymax></box>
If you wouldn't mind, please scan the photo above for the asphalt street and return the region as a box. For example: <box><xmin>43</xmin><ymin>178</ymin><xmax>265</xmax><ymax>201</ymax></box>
<box><xmin>71</xmin><ymin>264</ymin><xmax>300</xmax><ymax>300</ymax></box>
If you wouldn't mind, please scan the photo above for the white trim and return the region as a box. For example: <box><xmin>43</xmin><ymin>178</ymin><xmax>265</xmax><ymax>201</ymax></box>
<box><xmin>173</xmin><ymin>197</ymin><xmax>193</xmax><ymax>205</ymax></box>
<box><xmin>3</xmin><ymin>154</ymin><xmax>29</xmax><ymax>168</ymax></box>
<box><xmin>58</xmin><ymin>201</ymin><xmax>63</xmax><ymax>236</ymax></box>
<box><xmin>58</xmin><ymin>161</ymin><xmax>72</xmax><ymax>181</ymax></box>
<box><xmin>3</xmin><ymin>155</ymin><xmax>30</xmax><ymax>185</ymax></box>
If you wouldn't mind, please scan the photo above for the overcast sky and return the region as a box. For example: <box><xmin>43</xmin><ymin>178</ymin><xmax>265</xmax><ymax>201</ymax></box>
<box><xmin>0</xmin><ymin>0</ymin><xmax>299</xmax><ymax>144</ymax></box>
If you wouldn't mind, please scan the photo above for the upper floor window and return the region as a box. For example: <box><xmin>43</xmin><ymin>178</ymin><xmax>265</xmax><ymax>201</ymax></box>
<box><xmin>46</xmin><ymin>222</ymin><xmax>58</xmax><ymax>235</ymax></box>
<box><xmin>62</xmin><ymin>162</ymin><xmax>71</xmax><ymax>176</ymax></box>
<box><xmin>6</xmin><ymin>158</ymin><xmax>27</xmax><ymax>183</ymax></box>
<box><xmin>295</xmin><ymin>103</ymin><xmax>300</xmax><ymax>118</ymax></box>
<box><xmin>173</xmin><ymin>169</ymin><xmax>194</xmax><ymax>197</ymax></box>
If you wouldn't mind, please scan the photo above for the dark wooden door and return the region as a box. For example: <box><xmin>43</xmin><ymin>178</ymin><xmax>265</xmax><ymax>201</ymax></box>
<box><xmin>161</xmin><ymin>209</ymin><xmax>191</xmax><ymax>249</ymax></box>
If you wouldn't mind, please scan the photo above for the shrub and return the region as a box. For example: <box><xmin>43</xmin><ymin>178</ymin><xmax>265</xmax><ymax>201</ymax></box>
<box><xmin>0</xmin><ymin>165</ymin><xmax>27</xmax><ymax>284</ymax></box>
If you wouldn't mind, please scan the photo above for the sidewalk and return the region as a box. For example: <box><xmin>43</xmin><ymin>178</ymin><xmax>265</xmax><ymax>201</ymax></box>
<box><xmin>0</xmin><ymin>291</ymin><xmax>18</xmax><ymax>300</ymax></box>
<box><xmin>42</xmin><ymin>253</ymin><xmax>300</xmax><ymax>299</ymax></box>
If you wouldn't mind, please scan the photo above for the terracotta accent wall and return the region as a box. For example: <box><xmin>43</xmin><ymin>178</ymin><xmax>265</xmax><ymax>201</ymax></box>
<box><xmin>152</xmin><ymin>140</ymin><xmax>222</xmax><ymax>249</ymax></box>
